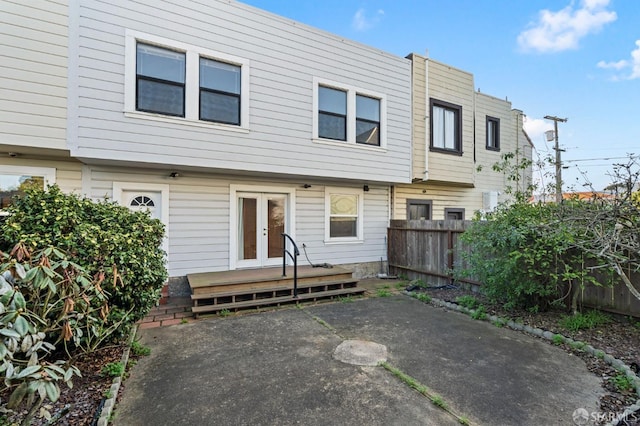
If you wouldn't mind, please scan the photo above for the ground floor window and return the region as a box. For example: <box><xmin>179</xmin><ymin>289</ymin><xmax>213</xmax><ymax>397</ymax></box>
<box><xmin>325</xmin><ymin>187</ymin><xmax>364</xmax><ymax>242</ymax></box>
<box><xmin>444</xmin><ymin>208</ymin><xmax>465</xmax><ymax>220</ymax></box>
<box><xmin>407</xmin><ymin>199</ymin><xmax>432</xmax><ymax>220</ymax></box>
<box><xmin>0</xmin><ymin>166</ymin><xmax>55</xmax><ymax>215</ymax></box>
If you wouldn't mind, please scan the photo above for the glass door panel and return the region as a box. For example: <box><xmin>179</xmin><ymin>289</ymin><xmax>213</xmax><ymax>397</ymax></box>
<box><xmin>238</xmin><ymin>196</ymin><xmax>258</xmax><ymax>262</ymax></box>
<box><xmin>266</xmin><ymin>196</ymin><xmax>285</xmax><ymax>259</ymax></box>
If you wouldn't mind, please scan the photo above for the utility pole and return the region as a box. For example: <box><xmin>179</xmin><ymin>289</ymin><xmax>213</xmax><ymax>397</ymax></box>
<box><xmin>544</xmin><ymin>115</ymin><xmax>568</xmax><ymax>203</ymax></box>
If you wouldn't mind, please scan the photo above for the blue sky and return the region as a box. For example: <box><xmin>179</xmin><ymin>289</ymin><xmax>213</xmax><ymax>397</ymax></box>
<box><xmin>242</xmin><ymin>0</ymin><xmax>639</xmax><ymax>191</ymax></box>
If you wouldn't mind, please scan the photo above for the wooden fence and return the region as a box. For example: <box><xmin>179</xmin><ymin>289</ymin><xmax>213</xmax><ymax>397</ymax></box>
<box><xmin>387</xmin><ymin>220</ymin><xmax>640</xmax><ymax>317</ymax></box>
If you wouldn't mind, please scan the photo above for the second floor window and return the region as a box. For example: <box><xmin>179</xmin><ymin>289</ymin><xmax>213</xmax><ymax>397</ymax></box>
<box><xmin>356</xmin><ymin>95</ymin><xmax>380</xmax><ymax>146</ymax></box>
<box><xmin>430</xmin><ymin>99</ymin><xmax>462</xmax><ymax>154</ymax></box>
<box><xmin>136</xmin><ymin>43</ymin><xmax>186</xmax><ymax>117</ymax></box>
<box><xmin>319</xmin><ymin>86</ymin><xmax>347</xmax><ymax>141</ymax></box>
<box><xmin>314</xmin><ymin>78</ymin><xmax>386</xmax><ymax>148</ymax></box>
<box><xmin>486</xmin><ymin>116</ymin><xmax>500</xmax><ymax>151</ymax></box>
<box><xmin>200</xmin><ymin>58</ymin><xmax>241</xmax><ymax>125</ymax></box>
<box><xmin>126</xmin><ymin>31</ymin><xmax>250</xmax><ymax>129</ymax></box>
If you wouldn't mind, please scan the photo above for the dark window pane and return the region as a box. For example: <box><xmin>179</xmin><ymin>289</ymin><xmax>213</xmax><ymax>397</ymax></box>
<box><xmin>356</xmin><ymin>119</ymin><xmax>379</xmax><ymax>145</ymax></box>
<box><xmin>356</xmin><ymin>95</ymin><xmax>379</xmax><ymax>121</ymax></box>
<box><xmin>200</xmin><ymin>91</ymin><xmax>240</xmax><ymax>125</ymax></box>
<box><xmin>200</xmin><ymin>58</ymin><xmax>241</xmax><ymax>94</ymax></box>
<box><xmin>137</xmin><ymin>43</ymin><xmax>185</xmax><ymax>83</ymax></box>
<box><xmin>137</xmin><ymin>79</ymin><xmax>184</xmax><ymax>116</ymax></box>
<box><xmin>409</xmin><ymin>204</ymin><xmax>430</xmax><ymax>220</ymax></box>
<box><xmin>319</xmin><ymin>87</ymin><xmax>346</xmax><ymax>115</ymax></box>
<box><xmin>319</xmin><ymin>112</ymin><xmax>346</xmax><ymax>140</ymax></box>
<box><xmin>330</xmin><ymin>217</ymin><xmax>357</xmax><ymax>238</ymax></box>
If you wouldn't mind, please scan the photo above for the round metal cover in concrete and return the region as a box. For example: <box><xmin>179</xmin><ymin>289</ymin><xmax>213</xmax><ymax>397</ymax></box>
<box><xmin>333</xmin><ymin>340</ymin><xmax>387</xmax><ymax>366</ymax></box>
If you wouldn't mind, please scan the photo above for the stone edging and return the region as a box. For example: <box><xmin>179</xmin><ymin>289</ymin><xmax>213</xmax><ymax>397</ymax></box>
<box><xmin>96</xmin><ymin>324</ymin><xmax>137</xmax><ymax>426</ymax></box>
<box><xmin>424</xmin><ymin>296</ymin><xmax>640</xmax><ymax>426</ymax></box>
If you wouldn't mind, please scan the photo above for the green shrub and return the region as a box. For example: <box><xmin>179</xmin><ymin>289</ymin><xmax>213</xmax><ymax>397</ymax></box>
<box><xmin>455</xmin><ymin>295</ymin><xmax>480</xmax><ymax>310</ymax></box>
<box><xmin>0</xmin><ymin>244</ymin><xmax>121</xmax><ymax>421</ymax></box>
<box><xmin>131</xmin><ymin>341</ymin><xmax>151</xmax><ymax>357</ymax></box>
<box><xmin>456</xmin><ymin>200</ymin><xmax>604</xmax><ymax>311</ymax></box>
<box><xmin>0</xmin><ymin>185</ymin><xmax>167</xmax><ymax>328</ymax></box>
<box><xmin>560</xmin><ymin>310</ymin><xmax>611</xmax><ymax>332</ymax></box>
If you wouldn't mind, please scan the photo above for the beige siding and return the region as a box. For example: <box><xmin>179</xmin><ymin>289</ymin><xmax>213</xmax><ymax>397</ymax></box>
<box><xmin>399</xmin><ymin>56</ymin><xmax>532</xmax><ymax>220</ymax></box>
<box><xmin>426</xmin><ymin>60</ymin><xmax>475</xmax><ymax>185</ymax></box>
<box><xmin>0</xmin><ymin>0</ymin><xmax>68</xmax><ymax>151</ymax></box>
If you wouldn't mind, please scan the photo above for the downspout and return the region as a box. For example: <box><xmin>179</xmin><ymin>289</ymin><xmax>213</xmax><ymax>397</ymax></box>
<box><xmin>423</xmin><ymin>51</ymin><xmax>430</xmax><ymax>181</ymax></box>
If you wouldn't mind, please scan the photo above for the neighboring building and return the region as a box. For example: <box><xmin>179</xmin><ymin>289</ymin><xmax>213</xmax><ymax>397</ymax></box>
<box><xmin>394</xmin><ymin>54</ymin><xmax>533</xmax><ymax>221</ymax></box>
<box><xmin>1</xmin><ymin>1</ymin><xmax>530</xmax><ymax>294</ymax></box>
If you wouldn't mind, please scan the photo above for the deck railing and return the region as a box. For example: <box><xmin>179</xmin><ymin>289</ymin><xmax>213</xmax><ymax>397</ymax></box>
<box><xmin>282</xmin><ymin>233</ymin><xmax>300</xmax><ymax>297</ymax></box>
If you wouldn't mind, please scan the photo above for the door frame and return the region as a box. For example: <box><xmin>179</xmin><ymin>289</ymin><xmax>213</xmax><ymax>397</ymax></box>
<box><xmin>229</xmin><ymin>184</ymin><xmax>296</xmax><ymax>270</ymax></box>
<box><xmin>113</xmin><ymin>182</ymin><xmax>170</xmax><ymax>255</ymax></box>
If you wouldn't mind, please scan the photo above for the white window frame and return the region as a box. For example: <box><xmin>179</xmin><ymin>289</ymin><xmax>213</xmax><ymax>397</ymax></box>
<box><xmin>0</xmin><ymin>166</ymin><xmax>56</xmax><ymax>215</ymax></box>
<box><xmin>324</xmin><ymin>186</ymin><xmax>364</xmax><ymax>244</ymax></box>
<box><xmin>124</xmin><ymin>30</ymin><xmax>250</xmax><ymax>132</ymax></box>
<box><xmin>313</xmin><ymin>77</ymin><xmax>387</xmax><ymax>151</ymax></box>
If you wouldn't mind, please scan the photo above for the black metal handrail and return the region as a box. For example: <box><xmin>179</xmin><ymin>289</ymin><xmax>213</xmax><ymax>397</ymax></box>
<box><xmin>282</xmin><ymin>233</ymin><xmax>300</xmax><ymax>297</ymax></box>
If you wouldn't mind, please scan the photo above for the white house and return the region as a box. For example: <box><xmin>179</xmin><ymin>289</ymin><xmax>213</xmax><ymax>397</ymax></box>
<box><xmin>0</xmin><ymin>1</ymin><xmax>530</xmax><ymax>297</ymax></box>
<box><xmin>1</xmin><ymin>0</ymin><xmax>412</xmax><ymax>294</ymax></box>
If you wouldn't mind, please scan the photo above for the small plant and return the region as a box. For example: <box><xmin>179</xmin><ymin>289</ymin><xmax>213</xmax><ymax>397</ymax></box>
<box><xmin>416</xmin><ymin>293</ymin><xmax>432</xmax><ymax>303</ymax></box>
<box><xmin>611</xmin><ymin>373</ymin><xmax>633</xmax><ymax>392</ymax></box>
<box><xmin>395</xmin><ymin>282</ymin><xmax>407</xmax><ymax>290</ymax></box>
<box><xmin>180</xmin><ymin>318</ymin><xmax>189</xmax><ymax>324</ymax></box>
<box><xmin>456</xmin><ymin>295</ymin><xmax>480</xmax><ymax>310</ymax></box>
<box><xmin>552</xmin><ymin>334</ymin><xmax>564</xmax><ymax>345</ymax></box>
<box><xmin>104</xmin><ymin>389</ymin><xmax>113</xmax><ymax>399</ymax></box>
<box><xmin>492</xmin><ymin>318</ymin><xmax>507</xmax><ymax>328</ymax></box>
<box><xmin>459</xmin><ymin>417</ymin><xmax>470</xmax><ymax>426</ymax></box>
<box><xmin>560</xmin><ymin>310</ymin><xmax>611</xmax><ymax>332</ymax></box>
<box><xmin>339</xmin><ymin>295</ymin><xmax>354</xmax><ymax>303</ymax></box>
<box><xmin>430</xmin><ymin>394</ymin><xmax>447</xmax><ymax>409</ymax></box>
<box><xmin>101</xmin><ymin>361</ymin><xmax>125</xmax><ymax>378</ymax></box>
<box><xmin>470</xmin><ymin>305</ymin><xmax>487</xmax><ymax>320</ymax></box>
<box><xmin>377</xmin><ymin>289</ymin><xmax>392</xmax><ymax>297</ymax></box>
<box><xmin>595</xmin><ymin>350</ymin><xmax>605</xmax><ymax>359</ymax></box>
<box><xmin>569</xmin><ymin>341</ymin><xmax>586</xmax><ymax>351</ymax></box>
<box><xmin>131</xmin><ymin>341</ymin><xmax>151</xmax><ymax>356</ymax></box>
<box><xmin>219</xmin><ymin>309</ymin><xmax>231</xmax><ymax>317</ymax></box>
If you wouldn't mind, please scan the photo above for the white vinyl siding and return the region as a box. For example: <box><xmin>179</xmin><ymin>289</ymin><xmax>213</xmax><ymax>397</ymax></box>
<box><xmin>72</xmin><ymin>0</ymin><xmax>411</xmax><ymax>184</ymax></box>
<box><xmin>84</xmin><ymin>167</ymin><xmax>388</xmax><ymax>277</ymax></box>
<box><xmin>0</xmin><ymin>1</ymin><xmax>68</xmax><ymax>151</ymax></box>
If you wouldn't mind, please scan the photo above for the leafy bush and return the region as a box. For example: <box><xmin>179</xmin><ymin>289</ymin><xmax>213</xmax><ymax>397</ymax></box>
<box><xmin>456</xmin><ymin>200</ymin><xmax>603</xmax><ymax>311</ymax></box>
<box><xmin>0</xmin><ymin>185</ymin><xmax>167</xmax><ymax>328</ymax></box>
<box><xmin>0</xmin><ymin>244</ymin><xmax>123</xmax><ymax>421</ymax></box>
<box><xmin>455</xmin><ymin>295</ymin><xmax>480</xmax><ymax>310</ymax></box>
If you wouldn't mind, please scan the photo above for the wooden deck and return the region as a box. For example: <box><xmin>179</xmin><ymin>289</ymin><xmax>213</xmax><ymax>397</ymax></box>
<box><xmin>187</xmin><ymin>266</ymin><xmax>364</xmax><ymax>317</ymax></box>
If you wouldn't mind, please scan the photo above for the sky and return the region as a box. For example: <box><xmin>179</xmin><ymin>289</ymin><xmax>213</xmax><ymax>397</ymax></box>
<box><xmin>241</xmin><ymin>0</ymin><xmax>639</xmax><ymax>192</ymax></box>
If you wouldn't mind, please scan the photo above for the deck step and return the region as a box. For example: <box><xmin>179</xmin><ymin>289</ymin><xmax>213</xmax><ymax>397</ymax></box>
<box><xmin>191</xmin><ymin>287</ymin><xmax>365</xmax><ymax>316</ymax></box>
<box><xmin>190</xmin><ymin>279</ymin><xmax>359</xmax><ymax>300</ymax></box>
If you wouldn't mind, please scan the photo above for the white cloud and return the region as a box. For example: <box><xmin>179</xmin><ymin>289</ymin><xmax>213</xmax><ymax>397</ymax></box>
<box><xmin>517</xmin><ymin>0</ymin><xmax>617</xmax><ymax>53</ymax></box>
<box><xmin>597</xmin><ymin>59</ymin><xmax>628</xmax><ymax>70</ymax></box>
<box><xmin>597</xmin><ymin>40</ymin><xmax>640</xmax><ymax>80</ymax></box>
<box><xmin>523</xmin><ymin>117</ymin><xmax>552</xmax><ymax>143</ymax></box>
<box><xmin>351</xmin><ymin>8</ymin><xmax>384</xmax><ymax>32</ymax></box>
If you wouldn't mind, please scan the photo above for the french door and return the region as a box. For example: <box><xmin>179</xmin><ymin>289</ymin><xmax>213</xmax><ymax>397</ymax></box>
<box><xmin>236</xmin><ymin>192</ymin><xmax>288</xmax><ymax>268</ymax></box>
